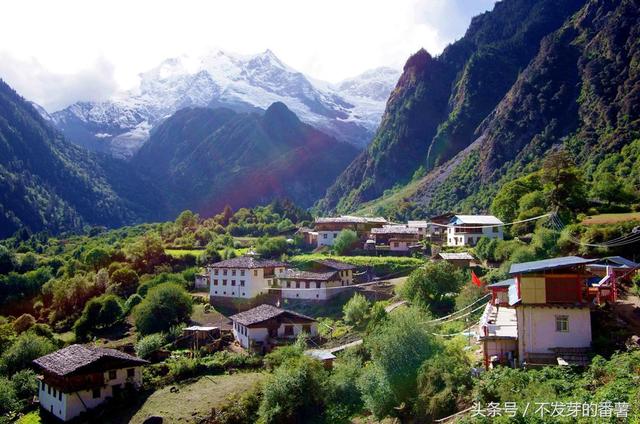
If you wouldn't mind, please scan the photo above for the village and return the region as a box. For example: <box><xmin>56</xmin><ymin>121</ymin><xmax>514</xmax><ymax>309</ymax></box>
<box><xmin>20</xmin><ymin>212</ymin><xmax>640</xmax><ymax>423</ymax></box>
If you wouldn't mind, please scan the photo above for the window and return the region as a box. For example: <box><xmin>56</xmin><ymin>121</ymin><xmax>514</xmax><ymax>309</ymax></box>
<box><xmin>286</xmin><ymin>281</ymin><xmax>291</xmax><ymax>288</ymax></box>
<box><xmin>232</xmin><ymin>270</ymin><xmax>236</xmax><ymax>276</ymax></box>
<box><xmin>127</xmin><ymin>368</ymin><xmax>135</xmax><ymax>378</ymax></box>
<box><xmin>231</xmin><ymin>280</ymin><xmax>236</xmax><ymax>286</ymax></box>
<box><xmin>48</xmin><ymin>385</ymin><xmax>51</xmax><ymax>395</ymax></box>
<box><xmin>214</xmin><ymin>290</ymin><xmax>218</xmax><ymax>294</ymax></box>
<box><xmin>254</xmin><ymin>270</ymin><xmax>258</xmax><ymax>277</ymax></box>
<box><xmin>333</xmin><ymin>233</ymin><xmax>338</xmax><ymax>238</ymax></box>
<box><xmin>240</xmin><ymin>270</ymin><xmax>245</xmax><ymax>276</ymax></box>
<box><xmin>232</xmin><ymin>292</ymin><xmax>235</xmax><ymax>295</ymax></box>
<box><xmin>493</xmin><ymin>226</ymin><xmax>499</xmax><ymax>233</ymax></box>
<box><xmin>59</xmin><ymin>390</ymin><xmax>62</xmax><ymax>401</ymax></box>
<box><xmin>213</xmin><ymin>279</ymin><xmax>218</xmax><ymax>286</ymax></box>
<box><xmin>92</xmin><ymin>388</ymin><xmax>101</xmax><ymax>399</ymax></box>
<box><xmin>305</xmin><ymin>282</ymin><xmax>310</xmax><ymax>289</ymax></box>
<box><xmin>393</xmin><ymin>242</ymin><xmax>399</xmax><ymax>247</ymax></box>
<box><xmin>240</xmin><ymin>280</ymin><xmax>245</xmax><ymax>287</ymax></box>
<box><xmin>214</xmin><ymin>269</ymin><xmax>219</xmax><ymax>275</ymax></box>
<box><xmin>316</xmin><ymin>282</ymin><xmax>321</xmax><ymax>289</ymax></box>
<box><xmin>302</xmin><ymin>324</ymin><xmax>311</xmax><ymax>333</ymax></box>
<box><xmin>53</xmin><ymin>388</ymin><xmax>57</xmax><ymax>397</ymax></box>
<box><xmin>284</xmin><ymin>325</ymin><xmax>294</xmax><ymax>336</ymax></box>
<box><xmin>108</xmin><ymin>370</ymin><xmax>117</xmax><ymax>380</ymax></box>
<box><xmin>223</xmin><ymin>280</ymin><xmax>227</xmax><ymax>286</ymax></box>
<box><xmin>556</xmin><ymin>315</ymin><xmax>569</xmax><ymax>332</ymax></box>
<box><xmin>223</xmin><ymin>291</ymin><xmax>226</xmax><ymax>295</ymax></box>
<box><xmin>323</xmin><ymin>234</ymin><xmax>328</xmax><ymax>239</ymax></box>
<box><xmin>296</xmin><ymin>282</ymin><xmax>300</xmax><ymax>289</ymax></box>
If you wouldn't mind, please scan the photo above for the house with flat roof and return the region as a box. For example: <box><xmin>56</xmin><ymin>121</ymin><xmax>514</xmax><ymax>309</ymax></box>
<box><xmin>208</xmin><ymin>255</ymin><xmax>288</xmax><ymax>301</ymax></box>
<box><xmin>446</xmin><ymin>215</ymin><xmax>503</xmax><ymax>247</ymax></box>
<box><xmin>369</xmin><ymin>225</ymin><xmax>420</xmax><ymax>253</ymax></box>
<box><xmin>33</xmin><ymin>345</ymin><xmax>147</xmax><ymax>422</ymax></box>
<box><xmin>314</xmin><ymin>216</ymin><xmax>387</xmax><ymax>247</ymax></box>
<box><xmin>437</xmin><ymin>252</ymin><xmax>475</xmax><ymax>268</ymax></box>
<box><xmin>229</xmin><ymin>304</ymin><xmax>317</xmax><ymax>353</ymax></box>
<box><xmin>478</xmin><ymin>256</ymin><xmax>618</xmax><ymax>368</ymax></box>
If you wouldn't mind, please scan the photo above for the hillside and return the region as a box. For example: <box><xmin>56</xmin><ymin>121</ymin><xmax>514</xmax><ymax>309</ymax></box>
<box><xmin>317</xmin><ymin>0</ymin><xmax>587</xmax><ymax>214</ymax></box>
<box><xmin>133</xmin><ymin>102</ymin><xmax>358</xmax><ymax>217</ymax></box>
<box><xmin>0</xmin><ymin>79</ymin><xmax>160</xmax><ymax>238</ymax></box>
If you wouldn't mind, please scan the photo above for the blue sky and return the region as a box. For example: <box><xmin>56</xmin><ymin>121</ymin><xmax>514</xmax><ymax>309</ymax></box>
<box><xmin>0</xmin><ymin>0</ymin><xmax>496</xmax><ymax>110</ymax></box>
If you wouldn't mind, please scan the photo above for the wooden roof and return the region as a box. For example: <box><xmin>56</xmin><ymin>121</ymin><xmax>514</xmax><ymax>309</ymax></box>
<box><xmin>209</xmin><ymin>255</ymin><xmax>288</xmax><ymax>269</ymax></box>
<box><xmin>230</xmin><ymin>304</ymin><xmax>316</xmax><ymax>326</ymax></box>
<box><xmin>33</xmin><ymin>344</ymin><xmax>148</xmax><ymax>377</ymax></box>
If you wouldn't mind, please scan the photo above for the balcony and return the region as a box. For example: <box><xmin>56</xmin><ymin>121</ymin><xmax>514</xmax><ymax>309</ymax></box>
<box><xmin>478</xmin><ymin>303</ymin><xmax>517</xmax><ymax>340</ymax></box>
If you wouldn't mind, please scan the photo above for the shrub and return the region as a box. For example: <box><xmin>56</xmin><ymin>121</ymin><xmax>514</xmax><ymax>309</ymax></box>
<box><xmin>134</xmin><ymin>283</ymin><xmax>193</xmax><ymax>335</ymax></box>
<box><xmin>11</xmin><ymin>369</ymin><xmax>38</xmax><ymax>403</ymax></box>
<box><xmin>73</xmin><ymin>294</ymin><xmax>124</xmax><ymax>340</ymax></box>
<box><xmin>109</xmin><ymin>268</ymin><xmax>140</xmax><ymax>298</ymax></box>
<box><xmin>209</xmin><ymin>384</ymin><xmax>262</xmax><ymax>424</ymax></box>
<box><xmin>124</xmin><ymin>293</ymin><xmax>143</xmax><ymax>312</ymax></box>
<box><xmin>343</xmin><ymin>293</ymin><xmax>370</xmax><ymax>326</ymax></box>
<box><xmin>0</xmin><ymin>376</ymin><xmax>18</xmax><ymax>422</ymax></box>
<box><xmin>135</xmin><ymin>333</ymin><xmax>166</xmax><ymax>359</ymax></box>
<box><xmin>333</xmin><ymin>230</ymin><xmax>359</xmax><ymax>255</ymax></box>
<box><xmin>12</xmin><ymin>314</ymin><xmax>36</xmax><ymax>334</ymax></box>
<box><xmin>401</xmin><ymin>262</ymin><xmax>465</xmax><ymax>312</ymax></box>
<box><xmin>0</xmin><ymin>333</ymin><xmax>55</xmax><ymax>375</ymax></box>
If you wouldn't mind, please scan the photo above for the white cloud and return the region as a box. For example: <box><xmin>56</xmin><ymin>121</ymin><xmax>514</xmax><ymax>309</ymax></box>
<box><xmin>0</xmin><ymin>0</ymin><xmax>496</xmax><ymax>111</ymax></box>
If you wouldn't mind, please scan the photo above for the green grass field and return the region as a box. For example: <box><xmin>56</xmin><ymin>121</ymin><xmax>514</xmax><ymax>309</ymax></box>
<box><xmin>165</xmin><ymin>248</ymin><xmax>204</xmax><ymax>258</ymax></box>
<box><xmin>581</xmin><ymin>212</ymin><xmax>640</xmax><ymax>225</ymax></box>
<box><xmin>128</xmin><ymin>372</ymin><xmax>265</xmax><ymax>423</ymax></box>
<box><xmin>289</xmin><ymin>254</ymin><xmax>424</xmax><ymax>276</ymax></box>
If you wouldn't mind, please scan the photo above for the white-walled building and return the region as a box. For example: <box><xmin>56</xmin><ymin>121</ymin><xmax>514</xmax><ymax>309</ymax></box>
<box><xmin>478</xmin><ymin>257</ymin><xmax>607</xmax><ymax>368</ymax></box>
<box><xmin>33</xmin><ymin>345</ymin><xmax>147</xmax><ymax>422</ymax></box>
<box><xmin>369</xmin><ymin>225</ymin><xmax>420</xmax><ymax>253</ymax></box>
<box><xmin>230</xmin><ymin>304</ymin><xmax>318</xmax><ymax>352</ymax></box>
<box><xmin>314</xmin><ymin>216</ymin><xmax>387</xmax><ymax>247</ymax></box>
<box><xmin>208</xmin><ymin>256</ymin><xmax>288</xmax><ymax>301</ymax></box>
<box><xmin>447</xmin><ymin>215</ymin><xmax>504</xmax><ymax>247</ymax></box>
<box><xmin>274</xmin><ymin>259</ymin><xmax>356</xmax><ymax>300</ymax></box>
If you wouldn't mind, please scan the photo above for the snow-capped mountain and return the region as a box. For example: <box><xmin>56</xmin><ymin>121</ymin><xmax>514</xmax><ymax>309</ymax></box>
<box><xmin>50</xmin><ymin>50</ymin><xmax>400</xmax><ymax>158</ymax></box>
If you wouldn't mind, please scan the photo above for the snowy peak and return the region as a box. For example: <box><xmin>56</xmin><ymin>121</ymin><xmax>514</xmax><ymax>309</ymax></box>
<box><xmin>51</xmin><ymin>49</ymin><xmax>400</xmax><ymax>158</ymax></box>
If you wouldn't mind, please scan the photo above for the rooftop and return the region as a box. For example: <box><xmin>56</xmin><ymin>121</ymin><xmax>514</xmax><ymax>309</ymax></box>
<box><xmin>480</xmin><ymin>304</ymin><xmax>518</xmax><ymax>339</ymax></box>
<box><xmin>509</xmin><ymin>256</ymin><xmax>595</xmax><ymax>275</ymax></box>
<box><xmin>230</xmin><ymin>304</ymin><xmax>316</xmax><ymax>326</ymax></box>
<box><xmin>452</xmin><ymin>215</ymin><xmax>503</xmax><ymax>225</ymax></box>
<box><xmin>315</xmin><ymin>215</ymin><xmax>387</xmax><ymax>224</ymax></box>
<box><xmin>407</xmin><ymin>220</ymin><xmax>429</xmax><ymax>227</ymax></box>
<box><xmin>438</xmin><ymin>252</ymin><xmax>475</xmax><ymax>260</ymax></box>
<box><xmin>314</xmin><ymin>259</ymin><xmax>357</xmax><ymax>270</ymax></box>
<box><xmin>588</xmin><ymin>256</ymin><xmax>639</xmax><ymax>269</ymax></box>
<box><xmin>278</xmin><ymin>269</ymin><xmax>338</xmax><ymax>281</ymax></box>
<box><xmin>33</xmin><ymin>344</ymin><xmax>148</xmax><ymax>377</ymax></box>
<box><xmin>487</xmin><ymin>278</ymin><xmax>516</xmax><ymax>288</ymax></box>
<box><xmin>209</xmin><ymin>255</ymin><xmax>288</xmax><ymax>269</ymax></box>
<box><xmin>371</xmin><ymin>226</ymin><xmax>419</xmax><ymax>235</ymax></box>
<box><xmin>305</xmin><ymin>350</ymin><xmax>336</xmax><ymax>361</ymax></box>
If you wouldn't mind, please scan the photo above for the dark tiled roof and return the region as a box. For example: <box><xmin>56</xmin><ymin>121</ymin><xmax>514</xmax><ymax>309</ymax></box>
<box><xmin>509</xmin><ymin>256</ymin><xmax>595</xmax><ymax>275</ymax></box>
<box><xmin>33</xmin><ymin>344</ymin><xmax>147</xmax><ymax>377</ymax></box>
<box><xmin>371</xmin><ymin>226</ymin><xmax>419</xmax><ymax>235</ymax></box>
<box><xmin>314</xmin><ymin>259</ymin><xmax>356</xmax><ymax>270</ymax></box>
<box><xmin>315</xmin><ymin>216</ymin><xmax>387</xmax><ymax>224</ymax></box>
<box><xmin>487</xmin><ymin>278</ymin><xmax>516</xmax><ymax>288</ymax></box>
<box><xmin>209</xmin><ymin>256</ymin><xmax>288</xmax><ymax>269</ymax></box>
<box><xmin>230</xmin><ymin>304</ymin><xmax>316</xmax><ymax>326</ymax></box>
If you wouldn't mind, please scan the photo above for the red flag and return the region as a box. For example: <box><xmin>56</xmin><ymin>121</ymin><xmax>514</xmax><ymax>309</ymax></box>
<box><xmin>471</xmin><ymin>271</ymin><xmax>483</xmax><ymax>287</ymax></box>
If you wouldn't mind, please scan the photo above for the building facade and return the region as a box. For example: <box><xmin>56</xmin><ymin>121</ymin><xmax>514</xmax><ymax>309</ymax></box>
<box><xmin>369</xmin><ymin>225</ymin><xmax>420</xmax><ymax>253</ymax></box>
<box><xmin>446</xmin><ymin>215</ymin><xmax>504</xmax><ymax>247</ymax></box>
<box><xmin>274</xmin><ymin>259</ymin><xmax>356</xmax><ymax>300</ymax></box>
<box><xmin>314</xmin><ymin>216</ymin><xmax>387</xmax><ymax>247</ymax></box>
<box><xmin>208</xmin><ymin>256</ymin><xmax>288</xmax><ymax>301</ymax></box>
<box><xmin>33</xmin><ymin>345</ymin><xmax>147</xmax><ymax>422</ymax></box>
<box><xmin>230</xmin><ymin>304</ymin><xmax>318</xmax><ymax>352</ymax></box>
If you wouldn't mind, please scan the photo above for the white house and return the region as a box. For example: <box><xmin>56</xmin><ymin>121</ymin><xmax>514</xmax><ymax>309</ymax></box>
<box><xmin>229</xmin><ymin>304</ymin><xmax>318</xmax><ymax>352</ymax></box>
<box><xmin>478</xmin><ymin>257</ymin><xmax>606</xmax><ymax>368</ymax></box>
<box><xmin>273</xmin><ymin>259</ymin><xmax>356</xmax><ymax>300</ymax></box>
<box><xmin>447</xmin><ymin>215</ymin><xmax>504</xmax><ymax>247</ymax></box>
<box><xmin>369</xmin><ymin>225</ymin><xmax>420</xmax><ymax>253</ymax></box>
<box><xmin>208</xmin><ymin>255</ymin><xmax>288</xmax><ymax>301</ymax></box>
<box><xmin>33</xmin><ymin>344</ymin><xmax>147</xmax><ymax>422</ymax></box>
<box><xmin>314</xmin><ymin>216</ymin><xmax>387</xmax><ymax>247</ymax></box>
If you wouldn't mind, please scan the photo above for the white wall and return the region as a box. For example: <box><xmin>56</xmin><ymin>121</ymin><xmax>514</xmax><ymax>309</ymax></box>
<box><xmin>516</xmin><ymin>306</ymin><xmax>592</xmax><ymax>364</ymax></box>
<box><xmin>210</xmin><ymin>267</ymin><xmax>285</xmax><ymax>299</ymax></box>
<box><xmin>317</xmin><ymin>230</ymin><xmax>340</xmax><ymax>247</ymax></box>
<box><xmin>232</xmin><ymin>320</ymin><xmax>318</xmax><ymax>349</ymax></box>
<box><xmin>39</xmin><ymin>366</ymin><xmax>143</xmax><ymax>421</ymax></box>
<box><xmin>447</xmin><ymin>226</ymin><xmax>503</xmax><ymax>247</ymax></box>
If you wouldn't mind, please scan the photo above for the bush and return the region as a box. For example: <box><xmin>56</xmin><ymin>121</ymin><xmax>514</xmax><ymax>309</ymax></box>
<box><xmin>12</xmin><ymin>314</ymin><xmax>36</xmax><ymax>334</ymax></box>
<box><xmin>209</xmin><ymin>384</ymin><xmax>262</xmax><ymax>424</ymax></box>
<box><xmin>134</xmin><ymin>283</ymin><xmax>193</xmax><ymax>335</ymax></box>
<box><xmin>0</xmin><ymin>333</ymin><xmax>55</xmax><ymax>375</ymax></box>
<box><xmin>401</xmin><ymin>262</ymin><xmax>465</xmax><ymax>313</ymax></box>
<box><xmin>333</xmin><ymin>230</ymin><xmax>359</xmax><ymax>255</ymax></box>
<box><xmin>124</xmin><ymin>293</ymin><xmax>143</xmax><ymax>313</ymax></box>
<box><xmin>74</xmin><ymin>294</ymin><xmax>124</xmax><ymax>340</ymax></box>
<box><xmin>11</xmin><ymin>369</ymin><xmax>38</xmax><ymax>403</ymax></box>
<box><xmin>109</xmin><ymin>268</ymin><xmax>140</xmax><ymax>298</ymax></box>
<box><xmin>0</xmin><ymin>376</ymin><xmax>18</xmax><ymax>422</ymax></box>
<box><xmin>343</xmin><ymin>293</ymin><xmax>370</xmax><ymax>326</ymax></box>
<box><xmin>135</xmin><ymin>333</ymin><xmax>166</xmax><ymax>359</ymax></box>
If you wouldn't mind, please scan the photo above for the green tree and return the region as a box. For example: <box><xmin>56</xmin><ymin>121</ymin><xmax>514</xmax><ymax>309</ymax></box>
<box><xmin>540</xmin><ymin>149</ymin><xmax>587</xmax><ymax>213</ymax></box>
<box><xmin>175</xmin><ymin>210</ymin><xmax>198</xmax><ymax>229</ymax></box>
<box><xmin>343</xmin><ymin>293</ymin><xmax>370</xmax><ymax>326</ymax></box>
<box><xmin>333</xmin><ymin>229</ymin><xmax>359</xmax><ymax>255</ymax></box>
<box><xmin>590</xmin><ymin>172</ymin><xmax>631</xmax><ymax>206</ymax></box>
<box><xmin>124</xmin><ymin>232</ymin><xmax>167</xmax><ymax>273</ymax></box>
<box><xmin>491</xmin><ymin>173</ymin><xmax>542</xmax><ymax>223</ymax></box>
<box><xmin>258</xmin><ymin>356</ymin><xmax>327</xmax><ymax>423</ymax></box>
<box><xmin>255</xmin><ymin>236</ymin><xmax>289</xmax><ymax>258</ymax></box>
<box><xmin>84</xmin><ymin>247</ymin><xmax>111</xmax><ymax>271</ymax></box>
<box><xmin>74</xmin><ymin>294</ymin><xmax>124</xmax><ymax>340</ymax></box>
<box><xmin>0</xmin><ymin>333</ymin><xmax>55</xmax><ymax>375</ymax></box>
<box><xmin>109</xmin><ymin>267</ymin><xmax>139</xmax><ymax>297</ymax></box>
<box><xmin>401</xmin><ymin>261</ymin><xmax>465</xmax><ymax>310</ymax></box>
<box><xmin>134</xmin><ymin>283</ymin><xmax>193</xmax><ymax>335</ymax></box>
<box><xmin>134</xmin><ymin>333</ymin><xmax>166</xmax><ymax>359</ymax></box>
<box><xmin>0</xmin><ymin>246</ymin><xmax>16</xmax><ymax>275</ymax></box>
